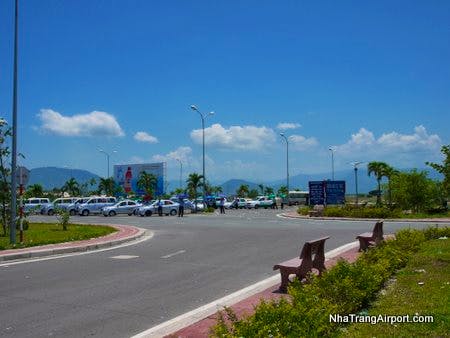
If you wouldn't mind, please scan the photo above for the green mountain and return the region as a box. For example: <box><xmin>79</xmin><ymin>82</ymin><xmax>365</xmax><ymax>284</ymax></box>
<box><xmin>28</xmin><ymin>167</ymin><xmax>100</xmax><ymax>190</ymax></box>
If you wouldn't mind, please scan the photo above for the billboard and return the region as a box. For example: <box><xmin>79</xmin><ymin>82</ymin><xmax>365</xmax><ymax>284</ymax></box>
<box><xmin>308</xmin><ymin>180</ymin><xmax>346</xmax><ymax>205</ymax></box>
<box><xmin>114</xmin><ymin>162</ymin><xmax>165</xmax><ymax>197</ymax></box>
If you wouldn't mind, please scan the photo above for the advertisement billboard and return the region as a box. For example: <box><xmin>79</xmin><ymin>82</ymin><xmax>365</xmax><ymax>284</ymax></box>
<box><xmin>113</xmin><ymin>162</ymin><xmax>165</xmax><ymax>197</ymax></box>
<box><xmin>309</xmin><ymin>181</ymin><xmax>325</xmax><ymax>205</ymax></box>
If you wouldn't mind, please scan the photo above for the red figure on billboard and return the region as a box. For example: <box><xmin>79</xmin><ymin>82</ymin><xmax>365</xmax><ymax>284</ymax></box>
<box><xmin>124</xmin><ymin>167</ymin><xmax>132</xmax><ymax>193</ymax></box>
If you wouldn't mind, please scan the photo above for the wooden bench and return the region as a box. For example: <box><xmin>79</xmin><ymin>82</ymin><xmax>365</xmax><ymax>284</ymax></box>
<box><xmin>356</xmin><ymin>220</ymin><xmax>384</xmax><ymax>251</ymax></box>
<box><xmin>273</xmin><ymin>236</ymin><xmax>330</xmax><ymax>293</ymax></box>
<box><xmin>308</xmin><ymin>204</ymin><xmax>324</xmax><ymax>217</ymax></box>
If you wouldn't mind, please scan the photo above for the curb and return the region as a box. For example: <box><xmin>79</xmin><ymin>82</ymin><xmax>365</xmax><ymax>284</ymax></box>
<box><xmin>0</xmin><ymin>225</ymin><xmax>147</xmax><ymax>262</ymax></box>
<box><xmin>131</xmin><ymin>241</ymin><xmax>360</xmax><ymax>338</ymax></box>
<box><xmin>278</xmin><ymin>213</ymin><xmax>450</xmax><ymax>223</ymax></box>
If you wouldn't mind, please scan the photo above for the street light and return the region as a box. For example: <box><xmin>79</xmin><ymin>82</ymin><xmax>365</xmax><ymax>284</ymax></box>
<box><xmin>328</xmin><ymin>147</ymin><xmax>335</xmax><ymax>180</ymax></box>
<box><xmin>190</xmin><ymin>105</ymin><xmax>214</xmax><ymax>202</ymax></box>
<box><xmin>350</xmin><ymin>161</ymin><xmax>364</xmax><ymax>205</ymax></box>
<box><xmin>280</xmin><ymin>133</ymin><xmax>290</xmax><ymax>205</ymax></box>
<box><xmin>176</xmin><ymin>158</ymin><xmax>183</xmax><ymax>190</ymax></box>
<box><xmin>97</xmin><ymin>148</ymin><xmax>117</xmax><ymax>178</ymax></box>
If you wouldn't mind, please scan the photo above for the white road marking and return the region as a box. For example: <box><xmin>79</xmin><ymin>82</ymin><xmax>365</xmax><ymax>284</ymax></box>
<box><xmin>131</xmin><ymin>241</ymin><xmax>359</xmax><ymax>338</ymax></box>
<box><xmin>161</xmin><ymin>250</ymin><xmax>186</xmax><ymax>259</ymax></box>
<box><xmin>0</xmin><ymin>232</ymin><xmax>152</xmax><ymax>267</ymax></box>
<box><xmin>110</xmin><ymin>255</ymin><xmax>140</xmax><ymax>260</ymax></box>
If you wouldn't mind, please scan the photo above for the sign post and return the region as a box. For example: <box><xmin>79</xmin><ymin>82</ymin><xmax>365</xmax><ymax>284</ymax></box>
<box><xmin>17</xmin><ymin>166</ymin><xmax>29</xmax><ymax>243</ymax></box>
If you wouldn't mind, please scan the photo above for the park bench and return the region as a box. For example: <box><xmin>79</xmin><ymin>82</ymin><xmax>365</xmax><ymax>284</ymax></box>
<box><xmin>308</xmin><ymin>204</ymin><xmax>325</xmax><ymax>217</ymax></box>
<box><xmin>273</xmin><ymin>236</ymin><xmax>330</xmax><ymax>293</ymax></box>
<box><xmin>356</xmin><ymin>220</ymin><xmax>384</xmax><ymax>251</ymax></box>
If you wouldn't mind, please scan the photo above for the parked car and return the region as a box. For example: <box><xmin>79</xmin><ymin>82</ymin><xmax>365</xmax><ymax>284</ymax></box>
<box><xmin>24</xmin><ymin>198</ymin><xmax>51</xmax><ymax>214</ymax></box>
<box><xmin>227</xmin><ymin>198</ymin><xmax>251</xmax><ymax>209</ymax></box>
<box><xmin>137</xmin><ymin>200</ymin><xmax>179</xmax><ymax>217</ymax></box>
<box><xmin>78</xmin><ymin>196</ymin><xmax>117</xmax><ymax>216</ymax></box>
<box><xmin>66</xmin><ymin>197</ymin><xmax>90</xmax><ymax>216</ymax></box>
<box><xmin>42</xmin><ymin>197</ymin><xmax>79</xmax><ymax>216</ymax></box>
<box><xmin>246</xmin><ymin>196</ymin><xmax>274</xmax><ymax>209</ymax></box>
<box><xmin>102</xmin><ymin>200</ymin><xmax>141</xmax><ymax>216</ymax></box>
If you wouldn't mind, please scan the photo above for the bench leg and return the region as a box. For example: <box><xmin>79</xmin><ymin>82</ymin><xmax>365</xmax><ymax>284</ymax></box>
<box><xmin>278</xmin><ymin>270</ymin><xmax>290</xmax><ymax>293</ymax></box>
<box><xmin>358</xmin><ymin>238</ymin><xmax>370</xmax><ymax>251</ymax></box>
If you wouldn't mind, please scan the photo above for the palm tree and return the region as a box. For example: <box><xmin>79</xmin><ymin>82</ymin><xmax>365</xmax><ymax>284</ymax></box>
<box><xmin>258</xmin><ymin>184</ymin><xmax>264</xmax><ymax>195</ymax></box>
<box><xmin>367</xmin><ymin>161</ymin><xmax>390</xmax><ymax>205</ymax></box>
<box><xmin>186</xmin><ymin>173</ymin><xmax>204</xmax><ymax>212</ymax></box>
<box><xmin>136</xmin><ymin>171</ymin><xmax>158</xmax><ymax>199</ymax></box>
<box><xmin>264</xmin><ymin>186</ymin><xmax>274</xmax><ymax>195</ymax></box>
<box><xmin>98</xmin><ymin>177</ymin><xmax>115</xmax><ymax>196</ymax></box>
<box><xmin>62</xmin><ymin>178</ymin><xmax>80</xmax><ymax>196</ymax></box>
<box><xmin>26</xmin><ymin>184</ymin><xmax>44</xmax><ymax>198</ymax></box>
<box><xmin>278</xmin><ymin>185</ymin><xmax>288</xmax><ymax>196</ymax></box>
<box><xmin>384</xmin><ymin>164</ymin><xmax>398</xmax><ymax>208</ymax></box>
<box><xmin>236</xmin><ymin>184</ymin><xmax>249</xmax><ymax>197</ymax></box>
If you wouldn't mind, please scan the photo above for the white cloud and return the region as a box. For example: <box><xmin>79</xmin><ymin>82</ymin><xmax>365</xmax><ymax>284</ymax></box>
<box><xmin>37</xmin><ymin>109</ymin><xmax>124</xmax><ymax>137</ymax></box>
<box><xmin>151</xmin><ymin>146</ymin><xmax>194</xmax><ymax>164</ymax></box>
<box><xmin>335</xmin><ymin>126</ymin><xmax>442</xmax><ymax>166</ymax></box>
<box><xmin>277</xmin><ymin>122</ymin><xmax>301</xmax><ymax>130</ymax></box>
<box><xmin>134</xmin><ymin>131</ymin><xmax>158</xmax><ymax>144</ymax></box>
<box><xmin>289</xmin><ymin>134</ymin><xmax>319</xmax><ymax>150</ymax></box>
<box><xmin>190</xmin><ymin>123</ymin><xmax>276</xmax><ymax>151</ymax></box>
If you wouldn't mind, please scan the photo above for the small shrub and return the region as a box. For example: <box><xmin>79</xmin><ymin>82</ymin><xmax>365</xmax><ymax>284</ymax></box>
<box><xmin>297</xmin><ymin>206</ymin><xmax>309</xmax><ymax>215</ymax></box>
<box><xmin>55</xmin><ymin>208</ymin><xmax>70</xmax><ymax>231</ymax></box>
<box><xmin>205</xmin><ymin>206</ymin><xmax>215</xmax><ymax>213</ymax></box>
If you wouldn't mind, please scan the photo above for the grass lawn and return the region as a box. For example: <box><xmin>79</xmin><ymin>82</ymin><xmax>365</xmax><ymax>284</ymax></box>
<box><xmin>0</xmin><ymin>223</ymin><xmax>117</xmax><ymax>250</ymax></box>
<box><xmin>342</xmin><ymin>238</ymin><xmax>450</xmax><ymax>337</ymax></box>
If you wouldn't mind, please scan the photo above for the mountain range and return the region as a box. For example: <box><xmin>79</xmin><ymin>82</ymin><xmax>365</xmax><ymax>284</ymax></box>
<box><xmin>27</xmin><ymin>166</ymin><xmax>443</xmax><ymax>195</ymax></box>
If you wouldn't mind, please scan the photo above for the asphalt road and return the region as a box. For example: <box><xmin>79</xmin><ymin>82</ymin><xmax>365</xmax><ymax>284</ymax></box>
<box><xmin>0</xmin><ymin>208</ymin><xmax>445</xmax><ymax>338</ymax></box>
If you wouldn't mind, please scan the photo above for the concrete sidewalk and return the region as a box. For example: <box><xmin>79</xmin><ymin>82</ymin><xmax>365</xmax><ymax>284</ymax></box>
<box><xmin>133</xmin><ymin>242</ymin><xmax>362</xmax><ymax>338</ymax></box>
<box><xmin>0</xmin><ymin>224</ymin><xmax>147</xmax><ymax>262</ymax></box>
<box><xmin>279</xmin><ymin>211</ymin><xmax>450</xmax><ymax>223</ymax></box>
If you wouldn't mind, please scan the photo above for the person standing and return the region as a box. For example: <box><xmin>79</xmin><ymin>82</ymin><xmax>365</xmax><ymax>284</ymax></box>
<box><xmin>157</xmin><ymin>199</ymin><xmax>163</xmax><ymax>216</ymax></box>
<box><xmin>219</xmin><ymin>197</ymin><xmax>225</xmax><ymax>214</ymax></box>
<box><xmin>178</xmin><ymin>196</ymin><xmax>185</xmax><ymax>217</ymax></box>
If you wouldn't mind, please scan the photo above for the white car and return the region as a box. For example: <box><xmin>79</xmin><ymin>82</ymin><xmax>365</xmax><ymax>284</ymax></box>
<box><xmin>42</xmin><ymin>197</ymin><xmax>79</xmax><ymax>216</ymax></box>
<box><xmin>138</xmin><ymin>200</ymin><xmax>179</xmax><ymax>217</ymax></box>
<box><xmin>246</xmin><ymin>196</ymin><xmax>274</xmax><ymax>209</ymax></box>
<box><xmin>24</xmin><ymin>198</ymin><xmax>51</xmax><ymax>214</ymax></box>
<box><xmin>102</xmin><ymin>200</ymin><xmax>141</xmax><ymax>216</ymax></box>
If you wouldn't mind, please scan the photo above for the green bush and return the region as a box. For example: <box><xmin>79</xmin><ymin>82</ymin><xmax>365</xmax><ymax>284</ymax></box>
<box><xmin>211</xmin><ymin>227</ymin><xmax>448</xmax><ymax>337</ymax></box>
<box><xmin>297</xmin><ymin>206</ymin><xmax>309</xmax><ymax>215</ymax></box>
<box><xmin>323</xmin><ymin>205</ymin><xmax>402</xmax><ymax>218</ymax></box>
<box><xmin>55</xmin><ymin>208</ymin><xmax>70</xmax><ymax>231</ymax></box>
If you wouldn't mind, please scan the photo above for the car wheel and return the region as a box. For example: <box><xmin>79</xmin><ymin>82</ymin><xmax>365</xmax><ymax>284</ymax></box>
<box><xmin>103</xmin><ymin>213</ymin><xmax>108</xmax><ymax>217</ymax></box>
<box><xmin>133</xmin><ymin>209</ymin><xmax>138</xmax><ymax>215</ymax></box>
<box><xmin>82</xmin><ymin>209</ymin><xmax>89</xmax><ymax>216</ymax></box>
<box><xmin>254</xmin><ymin>205</ymin><xmax>259</xmax><ymax>209</ymax></box>
<box><xmin>145</xmin><ymin>210</ymin><xmax>152</xmax><ymax>217</ymax></box>
<box><xmin>169</xmin><ymin>209</ymin><xmax>177</xmax><ymax>216</ymax></box>
<box><xmin>69</xmin><ymin>210</ymin><xmax>76</xmax><ymax>216</ymax></box>
<box><xmin>109</xmin><ymin>210</ymin><xmax>116</xmax><ymax>216</ymax></box>
<box><xmin>47</xmin><ymin>210</ymin><xmax>54</xmax><ymax>216</ymax></box>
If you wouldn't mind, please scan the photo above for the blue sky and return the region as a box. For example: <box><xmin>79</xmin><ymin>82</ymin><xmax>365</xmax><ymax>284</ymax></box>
<box><xmin>0</xmin><ymin>0</ymin><xmax>449</xmax><ymax>185</ymax></box>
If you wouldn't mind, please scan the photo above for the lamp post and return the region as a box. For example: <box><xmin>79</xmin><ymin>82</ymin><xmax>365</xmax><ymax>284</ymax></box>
<box><xmin>10</xmin><ymin>0</ymin><xmax>19</xmax><ymax>244</ymax></box>
<box><xmin>328</xmin><ymin>147</ymin><xmax>335</xmax><ymax>180</ymax></box>
<box><xmin>176</xmin><ymin>158</ymin><xmax>183</xmax><ymax>190</ymax></box>
<box><xmin>280</xmin><ymin>133</ymin><xmax>290</xmax><ymax>205</ymax></box>
<box><xmin>97</xmin><ymin>148</ymin><xmax>117</xmax><ymax>178</ymax></box>
<box><xmin>190</xmin><ymin>105</ymin><xmax>214</xmax><ymax>202</ymax></box>
<box><xmin>351</xmin><ymin>161</ymin><xmax>363</xmax><ymax>205</ymax></box>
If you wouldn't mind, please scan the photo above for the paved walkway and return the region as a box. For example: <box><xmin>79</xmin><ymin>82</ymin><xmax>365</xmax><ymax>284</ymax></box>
<box><xmin>133</xmin><ymin>242</ymin><xmax>362</xmax><ymax>338</ymax></box>
<box><xmin>0</xmin><ymin>224</ymin><xmax>147</xmax><ymax>262</ymax></box>
<box><xmin>279</xmin><ymin>211</ymin><xmax>450</xmax><ymax>223</ymax></box>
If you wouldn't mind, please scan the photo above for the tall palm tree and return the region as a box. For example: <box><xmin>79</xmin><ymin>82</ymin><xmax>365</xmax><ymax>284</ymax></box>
<box><xmin>264</xmin><ymin>186</ymin><xmax>274</xmax><ymax>195</ymax></box>
<box><xmin>98</xmin><ymin>177</ymin><xmax>115</xmax><ymax>196</ymax></box>
<box><xmin>186</xmin><ymin>173</ymin><xmax>204</xmax><ymax>211</ymax></box>
<box><xmin>62</xmin><ymin>178</ymin><xmax>80</xmax><ymax>196</ymax></box>
<box><xmin>136</xmin><ymin>171</ymin><xmax>158</xmax><ymax>199</ymax></box>
<box><xmin>236</xmin><ymin>184</ymin><xmax>249</xmax><ymax>197</ymax></box>
<box><xmin>384</xmin><ymin>164</ymin><xmax>398</xmax><ymax>208</ymax></box>
<box><xmin>367</xmin><ymin>161</ymin><xmax>389</xmax><ymax>205</ymax></box>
